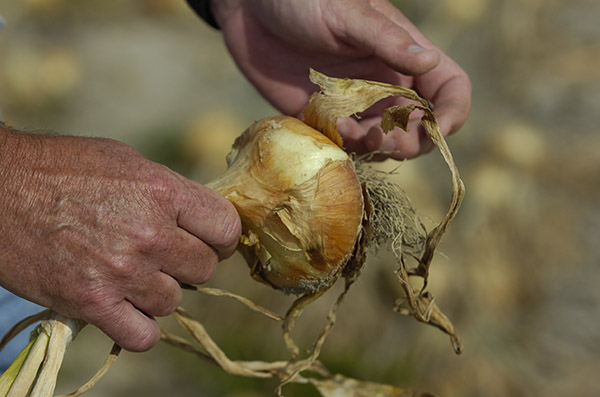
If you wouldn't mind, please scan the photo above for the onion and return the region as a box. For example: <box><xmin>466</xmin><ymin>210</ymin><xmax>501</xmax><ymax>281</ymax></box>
<box><xmin>208</xmin><ymin>116</ymin><xmax>364</xmax><ymax>294</ymax></box>
<box><xmin>208</xmin><ymin>69</ymin><xmax>465</xmax><ymax>302</ymax></box>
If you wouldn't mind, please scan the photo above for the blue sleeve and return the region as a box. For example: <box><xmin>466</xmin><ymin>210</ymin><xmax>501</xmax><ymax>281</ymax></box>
<box><xmin>0</xmin><ymin>288</ymin><xmax>44</xmax><ymax>372</ymax></box>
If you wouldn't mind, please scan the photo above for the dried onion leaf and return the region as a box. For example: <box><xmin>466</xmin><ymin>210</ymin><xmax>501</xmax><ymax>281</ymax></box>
<box><xmin>303</xmin><ymin>69</ymin><xmax>426</xmax><ymax>148</ymax></box>
<box><xmin>59</xmin><ymin>343</ymin><xmax>121</xmax><ymax>397</ymax></box>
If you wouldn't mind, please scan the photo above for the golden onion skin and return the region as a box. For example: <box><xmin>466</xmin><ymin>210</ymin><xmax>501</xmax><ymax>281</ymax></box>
<box><xmin>209</xmin><ymin>116</ymin><xmax>364</xmax><ymax>294</ymax></box>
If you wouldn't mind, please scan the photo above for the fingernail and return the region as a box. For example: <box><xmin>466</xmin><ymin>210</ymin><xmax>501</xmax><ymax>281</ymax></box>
<box><xmin>408</xmin><ymin>44</ymin><xmax>429</xmax><ymax>54</ymax></box>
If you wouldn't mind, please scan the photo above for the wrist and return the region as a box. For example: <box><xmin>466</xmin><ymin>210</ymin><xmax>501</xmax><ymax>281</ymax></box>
<box><xmin>0</xmin><ymin>123</ymin><xmax>7</xmax><ymax>149</ymax></box>
<box><xmin>0</xmin><ymin>125</ymin><xmax>19</xmax><ymax>182</ymax></box>
<box><xmin>0</xmin><ymin>127</ymin><xmax>51</xmax><ymax>215</ymax></box>
<box><xmin>1</xmin><ymin>127</ymin><xmax>28</xmax><ymax>209</ymax></box>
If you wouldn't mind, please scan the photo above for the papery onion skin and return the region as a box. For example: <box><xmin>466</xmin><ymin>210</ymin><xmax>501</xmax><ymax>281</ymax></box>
<box><xmin>209</xmin><ymin>116</ymin><xmax>364</xmax><ymax>294</ymax></box>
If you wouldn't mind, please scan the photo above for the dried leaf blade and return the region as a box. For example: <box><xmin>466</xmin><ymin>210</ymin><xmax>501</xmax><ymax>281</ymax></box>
<box><xmin>303</xmin><ymin>69</ymin><xmax>425</xmax><ymax>148</ymax></box>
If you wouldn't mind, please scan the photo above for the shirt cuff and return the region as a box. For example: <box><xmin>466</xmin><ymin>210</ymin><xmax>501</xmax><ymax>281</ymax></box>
<box><xmin>185</xmin><ymin>0</ymin><xmax>220</xmax><ymax>30</ymax></box>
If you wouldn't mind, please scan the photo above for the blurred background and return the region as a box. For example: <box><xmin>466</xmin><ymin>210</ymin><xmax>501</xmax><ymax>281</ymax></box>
<box><xmin>0</xmin><ymin>0</ymin><xmax>598</xmax><ymax>396</ymax></box>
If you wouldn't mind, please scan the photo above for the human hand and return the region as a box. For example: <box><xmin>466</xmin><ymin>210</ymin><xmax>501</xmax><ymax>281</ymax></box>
<box><xmin>210</xmin><ymin>0</ymin><xmax>471</xmax><ymax>159</ymax></box>
<box><xmin>0</xmin><ymin>130</ymin><xmax>241</xmax><ymax>351</ymax></box>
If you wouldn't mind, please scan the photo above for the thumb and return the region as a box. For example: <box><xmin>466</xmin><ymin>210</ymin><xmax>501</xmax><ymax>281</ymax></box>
<box><xmin>336</xmin><ymin>2</ymin><xmax>440</xmax><ymax>75</ymax></box>
<box><xmin>176</xmin><ymin>183</ymin><xmax>241</xmax><ymax>260</ymax></box>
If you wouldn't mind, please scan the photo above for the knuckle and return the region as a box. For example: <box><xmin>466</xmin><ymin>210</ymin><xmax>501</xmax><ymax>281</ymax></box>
<box><xmin>145</xmin><ymin>169</ymin><xmax>181</xmax><ymax>207</ymax></box>
<box><xmin>152</xmin><ymin>283</ymin><xmax>182</xmax><ymax>317</ymax></box>
<box><xmin>77</xmin><ymin>288</ymin><xmax>111</xmax><ymax>316</ymax></box>
<box><xmin>149</xmin><ymin>177</ymin><xmax>174</xmax><ymax>203</ymax></box>
<box><xmin>104</xmin><ymin>255</ymin><xmax>136</xmax><ymax>280</ymax></box>
<box><xmin>75</xmin><ymin>289</ymin><xmax>123</xmax><ymax>329</ymax></box>
<box><xmin>134</xmin><ymin>224</ymin><xmax>169</xmax><ymax>253</ymax></box>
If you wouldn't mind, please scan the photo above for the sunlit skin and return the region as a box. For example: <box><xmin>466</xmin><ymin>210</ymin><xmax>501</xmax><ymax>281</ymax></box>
<box><xmin>211</xmin><ymin>0</ymin><xmax>472</xmax><ymax>159</ymax></box>
<box><xmin>0</xmin><ymin>131</ymin><xmax>241</xmax><ymax>352</ymax></box>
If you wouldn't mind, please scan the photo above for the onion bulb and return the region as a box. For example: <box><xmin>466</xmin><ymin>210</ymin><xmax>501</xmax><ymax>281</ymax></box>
<box><xmin>208</xmin><ymin>69</ymin><xmax>464</xmax><ymax>315</ymax></box>
<box><xmin>209</xmin><ymin>116</ymin><xmax>364</xmax><ymax>294</ymax></box>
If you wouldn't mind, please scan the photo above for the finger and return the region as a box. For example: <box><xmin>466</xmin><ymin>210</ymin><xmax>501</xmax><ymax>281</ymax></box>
<box><xmin>337</xmin><ymin>110</ymin><xmax>428</xmax><ymax>159</ymax></box>
<box><xmin>90</xmin><ymin>300</ymin><xmax>162</xmax><ymax>352</ymax></box>
<box><xmin>332</xmin><ymin>1</ymin><xmax>440</xmax><ymax>75</ymax></box>
<box><xmin>365</xmin><ymin>121</ymin><xmax>432</xmax><ymax>160</ymax></box>
<box><xmin>417</xmin><ymin>69</ymin><xmax>472</xmax><ymax>137</ymax></box>
<box><xmin>337</xmin><ymin>117</ymin><xmax>376</xmax><ymax>154</ymax></box>
<box><xmin>148</xmin><ymin>227</ymin><xmax>219</xmax><ymax>285</ymax></box>
<box><xmin>126</xmin><ymin>271</ymin><xmax>182</xmax><ymax>318</ymax></box>
<box><xmin>176</xmin><ymin>184</ymin><xmax>241</xmax><ymax>260</ymax></box>
<box><xmin>367</xmin><ymin>0</ymin><xmax>472</xmax><ymax>137</ymax></box>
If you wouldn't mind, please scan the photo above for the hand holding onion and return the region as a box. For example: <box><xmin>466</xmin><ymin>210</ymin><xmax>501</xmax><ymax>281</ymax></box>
<box><xmin>0</xmin><ymin>132</ymin><xmax>241</xmax><ymax>352</ymax></box>
<box><xmin>210</xmin><ymin>0</ymin><xmax>471</xmax><ymax>159</ymax></box>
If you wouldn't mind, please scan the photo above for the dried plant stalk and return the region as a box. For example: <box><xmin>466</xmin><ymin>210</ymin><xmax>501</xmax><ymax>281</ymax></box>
<box><xmin>163</xmin><ymin>279</ymin><xmax>430</xmax><ymax>397</ymax></box>
<box><xmin>0</xmin><ymin>311</ymin><xmax>83</xmax><ymax>397</ymax></box>
<box><xmin>0</xmin><ymin>310</ymin><xmax>51</xmax><ymax>353</ymax></box>
<box><xmin>180</xmin><ymin>283</ymin><xmax>284</xmax><ymax>322</ymax></box>
<box><xmin>29</xmin><ymin>314</ymin><xmax>81</xmax><ymax>396</ymax></box>
<box><xmin>275</xmin><ymin>280</ymin><xmax>354</xmax><ymax>395</ymax></box>
<box><xmin>57</xmin><ymin>343</ymin><xmax>121</xmax><ymax>397</ymax></box>
<box><xmin>0</xmin><ymin>312</ymin><xmax>119</xmax><ymax>397</ymax></box>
